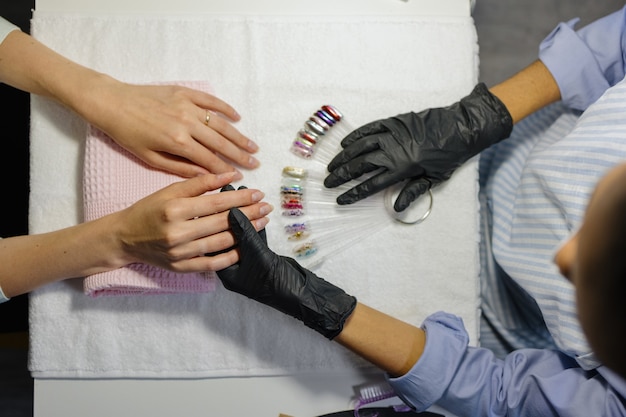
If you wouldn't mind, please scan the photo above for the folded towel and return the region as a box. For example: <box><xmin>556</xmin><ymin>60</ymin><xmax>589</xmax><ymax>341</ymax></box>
<box><xmin>29</xmin><ymin>12</ymin><xmax>481</xmax><ymax>379</ymax></box>
<box><xmin>82</xmin><ymin>81</ymin><xmax>217</xmax><ymax>297</ymax></box>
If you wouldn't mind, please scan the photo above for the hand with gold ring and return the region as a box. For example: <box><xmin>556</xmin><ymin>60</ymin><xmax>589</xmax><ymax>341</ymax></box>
<box><xmin>0</xmin><ymin>27</ymin><xmax>259</xmax><ymax>177</ymax></box>
<box><xmin>77</xmin><ymin>79</ymin><xmax>260</xmax><ymax>178</ymax></box>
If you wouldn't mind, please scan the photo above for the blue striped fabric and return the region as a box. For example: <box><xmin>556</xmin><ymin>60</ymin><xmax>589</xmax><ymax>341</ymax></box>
<box><xmin>478</xmin><ymin>76</ymin><xmax>626</xmax><ymax>370</ymax></box>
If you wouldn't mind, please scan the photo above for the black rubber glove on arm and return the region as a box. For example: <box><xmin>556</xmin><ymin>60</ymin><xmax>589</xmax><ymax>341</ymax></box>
<box><xmin>216</xmin><ymin>208</ymin><xmax>357</xmax><ymax>339</ymax></box>
<box><xmin>324</xmin><ymin>83</ymin><xmax>513</xmax><ymax>212</ymax></box>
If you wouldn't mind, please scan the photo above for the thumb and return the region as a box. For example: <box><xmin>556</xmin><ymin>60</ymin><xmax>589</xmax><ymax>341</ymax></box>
<box><xmin>230</xmin><ymin>186</ymin><xmax>268</xmax><ymax>244</ymax></box>
<box><xmin>228</xmin><ymin>207</ymin><xmax>258</xmax><ymax>245</ymax></box>
<box><xmin>222</xmin><ymin>207</ymin><xmax>276</xmax><ymax>285</ymax></box>
<box><xmin>395</xmin><ymin>178</ymin><xmax>432</xmax><ymax>212</ymax></box>
<box><xmin>228</xmin><ymin>208</ymin><xmax>270</xmax><ymax>257</ymax></box>
<box><xmin>217</xmin><ymin>207</ymin><xmax>258</xmax><ymax>282</ymax></box>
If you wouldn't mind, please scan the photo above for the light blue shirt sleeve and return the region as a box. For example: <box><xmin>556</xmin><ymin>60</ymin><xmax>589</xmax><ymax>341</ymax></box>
<box><xmin>0</xmin><ymin>16</ymin><xmax>20</xmax><ymax>44</ymax></box>
<box><xmin>388</xmin><ymin>312</ymin><xmax>626</xmax><ymax>417</ymax></box>
<box><xmin>538</xmin><ymin>6</ymin><xmax>626</xmax><ymax>111</ymax></box>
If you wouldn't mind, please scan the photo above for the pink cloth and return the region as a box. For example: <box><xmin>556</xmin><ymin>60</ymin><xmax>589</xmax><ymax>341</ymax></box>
<box><xmin>82</xmin><ymin>80</ymin><xmax>217</xmax><ymax>297</ymax></box>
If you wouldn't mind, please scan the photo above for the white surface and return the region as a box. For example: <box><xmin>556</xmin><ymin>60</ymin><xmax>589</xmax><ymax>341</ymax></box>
<box><xmin>29</xmin><ymin>11</ymin><xmax>480</xmax><ymax>379</ymax></box>
<box><xmin>34</xmin><ymin>372</ymin><xmax>381</xmax><ymax>417</ymax></box>
<box><xmin>35</xmin><ymin>0</ymin><xmax>470</xmax><ymax>16</ymax></box>
<box><xmin>35</xmin><ymin>372</ymin><xmax>452</xmax><ymax>417</ymax></box>
<box><xmin>31</xmin><ymin>1</ymin><xmax>471</xmax><ymax>416</ymax></box>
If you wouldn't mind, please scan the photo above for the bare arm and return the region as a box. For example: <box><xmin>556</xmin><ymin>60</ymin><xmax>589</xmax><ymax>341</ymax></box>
<box><xmin>335</xmin><ymin>303</ymin><xmax>425</xmax><ymax>377</ymax></box>
<box><xmin>0</xmin><ymin>29</ymin><xmax>259</xmax><ymax>177</ymax></box>
<box><xmin>489</xmin><ymin>59</ymin><xmax>561</xmax><ymax>124</ymax></box>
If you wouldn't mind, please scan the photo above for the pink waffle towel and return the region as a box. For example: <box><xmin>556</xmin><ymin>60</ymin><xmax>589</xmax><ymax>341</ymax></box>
<box><xmin>82</xmin><ymin>80</ymin><xmax>217</xmax><ymax>297</ymax></box>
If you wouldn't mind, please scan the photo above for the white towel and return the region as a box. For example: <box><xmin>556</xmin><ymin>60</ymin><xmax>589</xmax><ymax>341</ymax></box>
<box><xmin>29</xmin><ymin>12</ymin><xmax>481</xmax><ymax>378</ymax></box>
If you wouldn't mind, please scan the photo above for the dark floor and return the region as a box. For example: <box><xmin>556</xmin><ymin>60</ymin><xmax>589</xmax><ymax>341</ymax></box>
<box><xmin>0</xmin><ymin>334</ymin><xmax>31</xmax><ymax>417</ymax></box>
<box><xmin>1</xmin><ymin>0</ymin><xmax>36</xmax><ymax>416</ymax></box>
<box><xmin>1</xmin><ymin>1</ymin><xmax>624</xmax><ymax>416</ymax></box>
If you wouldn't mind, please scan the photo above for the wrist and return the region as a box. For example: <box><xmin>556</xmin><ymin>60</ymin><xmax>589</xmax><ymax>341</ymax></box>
<box><xmin>90</xmin><ymin>211</ymin><xmax>136</xmax><ymax>271</ymax></box>
<box><xmin>61</xmin><ymin>70</ymin><xmax>122</xmax><ymax>127</ymax></box>
<box><xmin>283</xmin><ymin>258</ymin><xmax>357</xmax><ymax>339</ymax></box>
<box><xmin>462</xmin><ymin>82</ymin><xmax>513</xmax><ymax>150</ymax></box>
<box><xmin>306</xmin><ymin>288</ymin><xmax>357</xmax><ymax>340</ymax></box>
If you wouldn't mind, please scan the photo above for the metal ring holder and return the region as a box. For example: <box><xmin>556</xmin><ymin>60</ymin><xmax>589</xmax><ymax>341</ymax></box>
<box><xmin>384</xmin><ymin>187</ymin><xmax>433</xmax><ymax>225</ymax></box>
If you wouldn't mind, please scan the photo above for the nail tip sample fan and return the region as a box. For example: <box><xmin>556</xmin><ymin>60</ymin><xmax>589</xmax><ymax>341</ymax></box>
<box><xmin>276</xmin><ymin>104</ymin><xmax>432</xmax><ymax>269</ymax></box>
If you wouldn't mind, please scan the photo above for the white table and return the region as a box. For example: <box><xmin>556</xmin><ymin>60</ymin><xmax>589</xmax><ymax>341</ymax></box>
<box><xmin>32</xmin><ymin>1</ymin><xmax>473</xmax><ymax>416</ymax></box>
<box><xmin>35</xmin><ymin>0</ymin><xmax>471</xmax><ymax>15</ymax></box>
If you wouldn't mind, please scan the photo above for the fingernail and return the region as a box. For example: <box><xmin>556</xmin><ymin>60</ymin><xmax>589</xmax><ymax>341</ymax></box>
<box><xmin>247</xmin><ymin>140</ymin><xmax>259</xmax><ymax>152</ymax></box>
<box><xmin>251</xmin><ymin>191</ymin><xmax>265</xmax><ymax>202</ymax></box>
<box><xmin>248</xmin><ymin>156</ymin><xmax>260</xmax><ymax>168</ymax></box>
<box><xmin>216</xmin><ymin>171</ymin><xmax>243</xmax><ymax>181</ymax></box>
<box><xmin>256</xmin><ymin>217</ymin><xmax>270</xmax><ymax>229</ymax></box>
<box><xmin>216</xmin><ymin>171</ymin><xmax>236</xmax><ymax>180</ymax></box>
<box><xmin>260</xmin><ymin>203</ymin><xmax>273</xmax><ymax>215</ymax></box>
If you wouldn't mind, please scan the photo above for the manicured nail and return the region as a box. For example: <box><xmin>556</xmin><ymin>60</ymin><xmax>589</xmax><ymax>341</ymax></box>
<box><xmin>256</xmin><ymin>217</ymin><xmax>270</xmax><ymax>229</ymax></box>
<box><xmin>251</xmin><ymin>191</ymin><xmax>265</xmax><ymax>202</ymax></box>
<box><xmin>248</xmin><ymin>156</ymin><xmax>260</xmax><ymax>168</ymax></box>
<box><xmin>216</xmin><ymin>171</ymin><xmax>243</xmax><ymax>181</ymax></box>
<box><xmin>216</xmin><ymin>171</ymin><xmax>236</xmax><ymax>180</ymax></box>
<box><xmin>248</xmin><ymin>140</ymin><xmax>259</xmax><ymax>152</ymax></box>
<box><xmin>260</xmin><ymin>203</ymin><xmax>274</xmax><ymax>215</ymax></box>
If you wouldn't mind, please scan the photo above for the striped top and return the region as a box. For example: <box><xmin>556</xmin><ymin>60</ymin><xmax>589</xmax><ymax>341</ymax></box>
<box><xmin>479</xmin><ymin>75</ymin><xmax>626</xmax><ymax>370</ymax></box>
<box><xmin>479</xmin><ymin>4</ymin><xmax>626</xmax><ymax>370</ymax></box>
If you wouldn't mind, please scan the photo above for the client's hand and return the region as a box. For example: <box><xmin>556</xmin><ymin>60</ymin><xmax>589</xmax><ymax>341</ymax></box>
<box><xmin>110</xmin><ymin>172</ymin><xmax>272</xmax><ymax>272</ymax></box>
<box><xmin>88</xmin><ymin>81</ymin><xmax>260</xmax><ymax>177</ymax></box>
<box><xmin>217</xmin><ymin>208</ymin><xmax>357</xmax><ymax>339</ymax></box>
<box><xmin>324</xmin><ymin>83</ymin><xmax>513</xmax><ymax>212</ymax></box>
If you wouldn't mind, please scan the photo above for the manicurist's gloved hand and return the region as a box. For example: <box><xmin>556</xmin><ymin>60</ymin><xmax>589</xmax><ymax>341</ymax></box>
<box><xmin>216</xmin><ymin>208</ymin><xmax>357</xmax><ymax>339</ymax></box>
<box><xmin>324</xmin><ymin>83</ymin><xmax>513</xmax><ymax>212</ymax></box>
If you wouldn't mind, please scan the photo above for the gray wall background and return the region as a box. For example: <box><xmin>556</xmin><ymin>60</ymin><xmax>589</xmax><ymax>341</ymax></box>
<box><xmin>474</xmin><ymin>0</ymin><xmax>624</xmax><ymax>86</ymax></box>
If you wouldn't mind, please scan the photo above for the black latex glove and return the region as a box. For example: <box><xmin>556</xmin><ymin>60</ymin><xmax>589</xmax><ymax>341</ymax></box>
<box><xmin>205</xmin><ymin>184</ymin><xmax>266</xmax><ymax>257</ymax></box>
<box><xmin>324</xmin><ymin>83</ymin><xmax>513</xmax><ymax>212</ymax></box>
<box><xmin>219</xmin><ymin>184</ymin><xmax>267</xmax><ymax>243</ymax></box>
<box><xmin>217</xmin><ymin>208</ymin><xmax>357</xmax><ymax>339</ymax></box>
